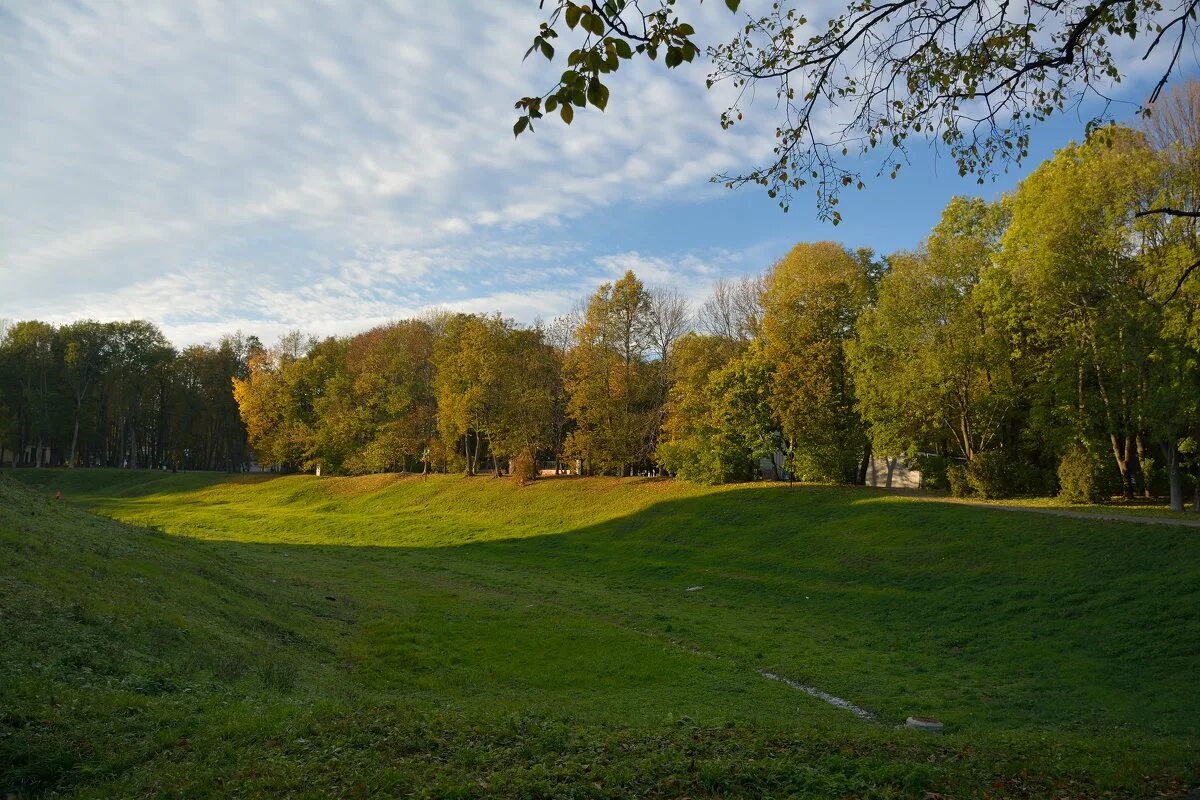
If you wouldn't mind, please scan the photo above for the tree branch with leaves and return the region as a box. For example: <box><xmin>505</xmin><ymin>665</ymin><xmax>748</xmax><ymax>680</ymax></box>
<box><xmin>517</xmin><ymin>0</ymin><xmax>1200</xmax><ymax>222</ymax></box>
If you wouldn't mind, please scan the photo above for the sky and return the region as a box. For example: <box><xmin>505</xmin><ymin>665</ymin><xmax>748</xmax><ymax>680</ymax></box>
<box><xmin>1</xmin><ymin>1</ymin><xmax>1189</xmax><ymax>346</ymax></box>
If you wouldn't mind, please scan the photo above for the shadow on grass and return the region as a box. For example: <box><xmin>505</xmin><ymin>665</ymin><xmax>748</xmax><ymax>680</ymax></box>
<box><xmin>4</xmin><ymin>471</ymin><xmax>1200</xmax><ymax>797</ymax></box>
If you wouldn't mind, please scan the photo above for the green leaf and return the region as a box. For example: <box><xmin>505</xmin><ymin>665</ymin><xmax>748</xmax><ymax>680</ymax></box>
<box><xmin>581</xmin><ymin>12</ymin><xmax>604</xmax><ymax>35</ymax></box>
<box><xmin>565</xmin><ymin>4</ymin><xmax>582</xmax><ymax>29</ymax></box>
<box><xmin>725</xmin><ymin>0</ymin><xmax>740</xmax><ymax>10</ymax></box>
<box><xmin>613</xmin><ymin>39</ymin><xmax>633</xmax><ymax>59</ymax></box>
<box><xmin>513</xmin><ymin>117</ymin><xmax>528</xmax><ymax>137</ymax></box>
<box><xmin>587</xmin><ymin>79</ymin><xmax>609</xmax><ymax>111</ymax></box>
<box><xmin>540</xmin><ymin>40</ymin><xmax>554</xmax><ymax>60</ymax></box>
<box><xmin>561</xmin><ymin>103</ymin><xmax>574</xmax><ymax>125</ymax></box>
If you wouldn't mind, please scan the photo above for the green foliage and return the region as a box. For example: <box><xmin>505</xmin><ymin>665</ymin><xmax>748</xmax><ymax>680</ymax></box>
<box><xmin>511</xmin><ymin>447</ymin><xmax>537</xmax><ymax>484</ymax></box>
<box><xmin>1058</xmin><ymin>444</ymin><xmax>1104</xmax><ymax>504</ymax></box>
<box><xmin>656</xmin><ymin>334</ymin><xmax>779</xmax><ymax>484</ymax></box>
<box><xmin>945</xmin><ymin>463</ymin><xmax>971</xmax><ymax>498</ymax></box>
<box><xmin>965</xmin><ymin>451</ymin><xmax>1015</xmax><ymax>500</ymax></box>
<box><xmin>0</xmin><ymin>319</ymin><xmax>253</xmax><ymax>471</ymax></box>
<box><xmin>565</xmin><ymin>271</ymin><xmax>660</xmax><ymax>475</ymax></box>
<box><xmin>518</xmin><ymin>0</ymin><xmax>1194</xmax><ymax>221</ymax></box>
<box><xmin>912</xmin><ymin>454</ymin><xmax>949</xmax><ymax>491</ymax></box>
<box><xmin>851</xmin><ymin>198</ymin><xmax>1012</xmax><ymax>463</ymax></box>
<box><xmin>763</xmin><ymin>242</ymin><xmax>871</xmax><ymax>483</ymax></box>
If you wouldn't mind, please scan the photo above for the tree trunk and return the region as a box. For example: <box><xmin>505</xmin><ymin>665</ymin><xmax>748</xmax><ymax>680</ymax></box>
<box><xmin>68</xmin><ymin>414</ymin><xmax>81</xmax><ymax>469</ymax></box>
<box><xmin>1135</xmin><ymin>435</ymin><xmax>1152</xmax><ymax>498</ymax></box>
<box><xmin>1109</xmin><ymin>433</ymin><xmax>1134</xmax><ymax>499</ymax></box>
<box><xmin>885</xmin><ymin>457</ymin><xmax>896</xmax><ymax>489</ymax></box>
<box><xmin>1163</xmin><ymin>439</ymin><xmax>1184</xmax><ymax>512</ymax></box>
<box><xmin>857</xmin><ymin>442</ymin><xmax>871</xmax><ymax>485</ymax></box>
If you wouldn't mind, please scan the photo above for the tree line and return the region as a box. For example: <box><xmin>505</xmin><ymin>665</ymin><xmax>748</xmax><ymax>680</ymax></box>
<box><xmin>4</xmin><ymin>107</ymin><xmax>1198</xmax><ymax>510</ymax></box>
<box><xmin>0</xmin><ymin>320</ymin><xmax>257</xmax><ymax>472</ymax></box>
<box><xmin>229</xmin><ymin>277</ymin><xmax>690</xmax><ymax>480</ymax></box>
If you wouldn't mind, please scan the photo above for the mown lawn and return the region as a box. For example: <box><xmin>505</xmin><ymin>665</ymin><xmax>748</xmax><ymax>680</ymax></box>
<box><xmin>2</xmin><ymin>469</ymin><xmax>1198</xmax><ymax>798</ymax></box>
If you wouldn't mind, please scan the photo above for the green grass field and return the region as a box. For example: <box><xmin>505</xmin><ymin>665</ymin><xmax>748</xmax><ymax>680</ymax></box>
<box><xmin>2</xmin><ymin>469</ymin><xmax>1198</xmax><ymax>798</ymax></box>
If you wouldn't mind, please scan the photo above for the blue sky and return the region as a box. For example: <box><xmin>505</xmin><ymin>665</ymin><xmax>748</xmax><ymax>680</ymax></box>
<box><xmin>0</xmin><ymin>1</ymin><xmax>1186</xmax><ymax>345</ymax></box>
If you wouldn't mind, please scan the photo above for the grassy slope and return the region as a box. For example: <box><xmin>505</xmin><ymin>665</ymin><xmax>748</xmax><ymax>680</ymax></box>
<box><xmin>2</xmin><ymin>470</ymin><xmax>1198</xmax><ymax>798</ymax></box>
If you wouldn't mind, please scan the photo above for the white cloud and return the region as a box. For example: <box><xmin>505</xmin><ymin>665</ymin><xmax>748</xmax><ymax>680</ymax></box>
<box><xmin>3</xmin><ymin>1</ymin><xmax>1164</xmax><ymax>345</ymax></box>
<box><xmin>0</xmin><ymin>1</ymin><xmax>786</xmax><ymax>343</ymax></box>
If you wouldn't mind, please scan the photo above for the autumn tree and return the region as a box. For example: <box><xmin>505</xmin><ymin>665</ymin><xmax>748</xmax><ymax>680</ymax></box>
<box><xmin>314</xmin><ymin>321</ymin><xmax>436</xmax><ymax>475</ymax></box>
<box><xmin>565</xmin><ymin>270</ymin><xmax>660</xmax><ymax>475</ymax></box>
<box><xmin>233</xmin><ymin>333</ymin><xmax>327</xmax><ymax>472</ymax></box>
<box><xmin>762</xmin><ymin>242</ymin><xmax>871</xmax><ymax>482</ymax></box>
<box><xmin>433</xmin><ymin>314</ymin><xmax>505</xmax><ymax>476</ymax></box>
<box><xmin>657</xmin><ymin>333</ymin><xmax>781</xmax><ymax>483</ymax></box>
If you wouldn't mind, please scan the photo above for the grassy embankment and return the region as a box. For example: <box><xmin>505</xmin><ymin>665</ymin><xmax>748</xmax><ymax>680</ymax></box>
<box><xmin>2</xmin><ymin>469</ymin><xmax>1198</xmax><ymax>797</ymax></box>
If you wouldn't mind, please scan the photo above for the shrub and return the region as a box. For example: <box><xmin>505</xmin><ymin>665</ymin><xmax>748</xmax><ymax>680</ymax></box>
<box><xmin>946</xmin><ymin>464</ymin><xmax>971</xmax><ymax>497</ymax></box>
<box><xmin>1009</xmin><ymin>460</ymin><xmax>1055</xmax><ymax>496</ymax></box>
<box><xmin>913</xmin><ymin>454</ymin><xmax>949</xmax><ymax>491</ymax></box>
<box><xmin>512</xmin><ymin>448</ymin><xmax>537</xmax><ymax>484</ymax></box>
<box><xmin>1058</xmin><ymin>444</ymin><xmax>1102</xmax><ymax>504</ymax></box>
<box><xmin>656</xmin><ymin>437</ymin><xmax>752</xmax><ymax>485</ymax></box>
<box><xmin>966</xmin><ymin>451</ymin><xmax>1016</xmax><ymax>499</ymax></box>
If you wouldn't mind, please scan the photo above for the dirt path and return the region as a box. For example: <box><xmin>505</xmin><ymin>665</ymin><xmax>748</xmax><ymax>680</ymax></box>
<box><xmin>910</xmin><ymin>494</ymin><xmax>1200</xmax><ymax>528</ymax></box>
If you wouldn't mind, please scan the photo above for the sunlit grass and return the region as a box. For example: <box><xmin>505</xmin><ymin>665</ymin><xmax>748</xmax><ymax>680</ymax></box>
<box><xmin>3</xmin><ymin>469</ymin><xmax>1198</xmax><ymax>797</ymax></box>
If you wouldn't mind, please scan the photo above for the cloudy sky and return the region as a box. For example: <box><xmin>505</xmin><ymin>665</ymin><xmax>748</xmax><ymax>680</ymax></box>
<box><xmin>0</xmin><ymin>1</ymin><xmax>1181</xmax><ymax>346</ymax></box>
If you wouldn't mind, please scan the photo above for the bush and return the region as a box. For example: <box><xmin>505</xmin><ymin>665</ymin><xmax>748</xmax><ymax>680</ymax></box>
<box><xmin>966</xmin><ymin>451</ymin><xmax>1017</xmax><ymax>499</ymax></box>
<box><xmin>913</xmin><ymin>454</ymin><xmax>949</xmax><ymax>491</ymax></box>
<box><xmin>1009</xmin><ymin>460</ymin><xmax>1055</xmax><ymax>496</ymax></box>
<box><xmin>512</xmin><ymin>448</ymin><xmax>537</xmax><ymax>484</ymax></box>
<box><xmin>656</xmin><ymin>437</ymin><xmax>753</xmax><ymax>485</ymax></box>
<box><xmin>1058</xmin><ymin>444</ymin><xmax>1102</xmax><ymax>504</ymax></box>
<box><xmin>946</xmin><ymin>464</ymin><xmax>971</xmax><ymax>497</ymax></box>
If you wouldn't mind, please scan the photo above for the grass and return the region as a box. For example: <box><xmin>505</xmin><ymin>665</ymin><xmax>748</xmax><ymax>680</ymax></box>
<box><xmin>976</xmin><ymin>494</ymin><xmax>1200</xmax><ymax>520</ymax></box>
<box><xmin>2</xmin><ymin>468</ymin><xmax>1198</xmax><ymax>798</ymax></box>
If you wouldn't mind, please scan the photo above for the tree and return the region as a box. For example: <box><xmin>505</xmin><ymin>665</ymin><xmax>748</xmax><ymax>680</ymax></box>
<box><xmin>433</xmin><ymin>314</ymin><xmax>505</xmax><ymax>476</ymax></box>
<box><xmin>2</xmin><ymin>321</ymin><xmax>59</xmax><ymax>467</ymax></box>
<box><xmin>762</xmin><ymin>242</ymin><xmax>871</xmax><ymax>482</ymax></box>
<box><xmin>697</xmin><ymin>275</ymin><xmax>764</xmax><ymax>342</ymax></box>
<box><xmin>517</xmin><ymin>0</ymin><xmax>1199</xmax><ymax>220</ymax></box>
<box><xmin>565</xmin><ymin>270</ymin><xmax>660</xmax><ymax>474</ymax></box>
<box><xmin>233</xmin><ymin>332</ymin><xmax>323</xmax><ymax>472</ymax></box>
<box><xmin>657</xmin><ymin>333</ymin><xmax>781</xmax><ymax>483</ymax></box>
<box><xmin>105</xmin><ymin>321</ymin><xmax>174</xmax><ymax>469</ymax></box>
<box><xmin>318</xmin><ymin>321</ymin><xmax>436</xmax><ymax>475</ymax></box>
<box><xmin>656</xmin><ymin>333</ymin><xmax>747</xmax><ymax>482</ymax></box>
<box><xmin>542</xmin><ymin>315</ymin><xmax>578</xmax><ymax>473</ymax></box>
<box><xmin>59</xmin><ymin>320</ymin><xmax>112</xmax><ymax>468</ymax></box>
<box><xmin>993</xmin><ymin>127</ymin><xmax>1167</xmax><ymax>498</ymax></box>
<box><xmin>433</xmin><ymin>314</ymin><xmax>562</xmax><ymax>477</ymax></box>
<box><xmin>851</xmin><ymin>198</ymin><xmax>1014</xmax><ymax>463</ymax></box>
<box><xmin>491</xmin><ymin>326</ymin><xmax>561</xmax><ymax>472</ymax></box>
